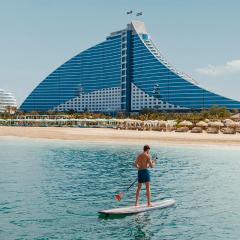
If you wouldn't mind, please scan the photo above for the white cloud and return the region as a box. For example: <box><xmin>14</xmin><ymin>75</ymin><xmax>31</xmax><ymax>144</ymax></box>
<box><xmin>196</xmin><ymin>59</ymin><xmax>240</xmax><ymax>77</ymax></box>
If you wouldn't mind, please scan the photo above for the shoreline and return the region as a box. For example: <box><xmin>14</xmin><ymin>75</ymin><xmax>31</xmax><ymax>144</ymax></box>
<box><xmin>1</xmin><ymin>126</ymin><xmax>240</xmax><ymax>149</ymax></box>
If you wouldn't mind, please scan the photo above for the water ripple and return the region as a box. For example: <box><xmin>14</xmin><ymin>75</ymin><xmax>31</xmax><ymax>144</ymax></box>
<box><xmin>0</xmin><ymin>139</ymin><xmax>240</xmax><ymax>239</ymax></box>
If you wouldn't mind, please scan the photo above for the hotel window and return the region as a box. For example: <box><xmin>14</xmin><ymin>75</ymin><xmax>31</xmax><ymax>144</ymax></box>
<box><xmin>122</xmin><ymin>64</ymin><xmax>126</xmax><ymax>69</ymax></box>
<box><xmin>122</xmin><ymin>50</ymin><xmax>126</xmax><ymax>56</ymax></box>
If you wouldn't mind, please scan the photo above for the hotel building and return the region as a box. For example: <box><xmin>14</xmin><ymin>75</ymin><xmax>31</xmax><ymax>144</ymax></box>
<box><xmin>20</xmin><ymin>21</ymin><xmax>240</xmax><ymax>113</ymax></box>
<box><xmin>0</xmin><ymin>89</ymin><xmax>17</xmax><ymax>113</ymax></box>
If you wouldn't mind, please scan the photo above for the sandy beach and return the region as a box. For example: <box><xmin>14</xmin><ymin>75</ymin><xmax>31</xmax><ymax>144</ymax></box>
<box><xmin>1</xmin><ymin>126</ymin><xmax>240</xmax><ymax>148</ymax></box>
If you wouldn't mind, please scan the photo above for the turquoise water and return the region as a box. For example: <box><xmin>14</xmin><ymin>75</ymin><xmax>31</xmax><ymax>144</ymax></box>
<box><xmin>1</xmin><ymin>137</ymin><xmax>240</xmax><ymax>240</ymax></box>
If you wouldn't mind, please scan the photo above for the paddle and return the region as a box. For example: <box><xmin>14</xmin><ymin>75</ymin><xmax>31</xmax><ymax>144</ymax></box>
<box><xmin>115</xmin><ymin>178</ymin><xmax>138</xmax><ymax>201</ymax></box>
<box><xmin>115</xmin><ymin>155</ymin><xmax>158</xmax><ymax>202</ymax></box>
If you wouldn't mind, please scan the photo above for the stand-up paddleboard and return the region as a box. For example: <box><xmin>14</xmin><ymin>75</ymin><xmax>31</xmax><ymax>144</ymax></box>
<box><xmin>99</xmin><ymin>199</ymin><xmax>175</xmax><ymax>215</ymax></box>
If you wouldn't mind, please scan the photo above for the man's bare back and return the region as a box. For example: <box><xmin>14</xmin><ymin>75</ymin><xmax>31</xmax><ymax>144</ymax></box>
<box><xmin>135</xmin><ymin>152</ymin><xmax>153</xmax><ymax>170</ymax></box>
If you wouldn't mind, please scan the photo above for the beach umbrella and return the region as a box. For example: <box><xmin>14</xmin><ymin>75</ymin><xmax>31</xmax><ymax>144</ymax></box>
<box><xmin>165</xmin><ymin>120</ymin><xmax>177</xmax><ymax>131</ymax></box>
<box><xmin>230</xmin><ymin>113</ymin><xmax>240</xmax><ymax>121</ymax></box>
<box><xmin>94</xmin><ymin>118</ymin><xmax>106</xmax><ymax>125</ymax></box>
<box><xmin>227</xmin><ymin>121</ymin><xmax>240</xmax><ymax>128</ymax></box>
<box><xmin>134</xmin><ymin>119</ymin><xmax>143</xmax><ymax>126</ymax></box>
<box><xmin>179</xmin><ymin>120</ymin><xmax>193</xmax><ymax>127</ymax></box>
<box><xmin>196</xmin><ymin>121</ymin><xmax>208</xmax><ymax>127</ymax></box>
<box><xmin>223</xmin><ymin>118</ymin><xmax>234</xmax><ymax>123</ymax></box>
<box><xmin>151</xmin><ymin>120</ymin><xmax>160</xmax><ymax>127</ymax></box>
<box><xmin>143</xmin><ymin>120</ymin><xmax>153</xmax><ymax>127</ymax></box>
<box><xmin>223</xmin><ymin>119</ymin><xmax>235</xmax><ymax>127</ymax></box>
<box><xmin>158</xmin><ymin>120</ymin><xmax>167</xmax><ymax>126</ymax></box>
<box><xmin>123</xmin><ymin>118</ymin><xmax>135</xmax><ymax>126</ymax></box>
<box><xmin>129</xmin><ymin>119</ymin><xmax>137</xmax><ymax>127</ymax></box>
<box><xmin>208</xmin><ymin>121</ymin><xmax>224</xmax><ymax>127</ymax></box>
<box><xmin>166</xmin><ymin>120</ymin><xmax>177</xmax><ymax>126</ymax></box>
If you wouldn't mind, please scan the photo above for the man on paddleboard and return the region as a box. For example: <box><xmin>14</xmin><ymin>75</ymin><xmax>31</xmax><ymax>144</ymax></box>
<box><xmin>134</xmin><ymin>145</ymin><xmax>156</xmax><ymax>207</ymax></box>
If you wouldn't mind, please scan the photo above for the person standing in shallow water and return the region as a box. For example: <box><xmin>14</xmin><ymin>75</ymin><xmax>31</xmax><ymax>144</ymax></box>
<box><xmin>134</xmin><ymin>145</ymin><xmax>156</xmax><ymax>207</ymax></box>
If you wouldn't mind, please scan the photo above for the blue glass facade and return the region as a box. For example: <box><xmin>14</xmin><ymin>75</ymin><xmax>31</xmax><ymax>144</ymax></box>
<box><xmin>21</xmin><ymin>36</ymin><xmax>122</xmax><ymax>111</ymax></box>
<box><xmin>132</xmin><ymin>34</ymin><xmax>240</xmax><ymax>109</ymax></box>
<box><xmin>20</xmin><ymin>21</ymin><xmax>240</xmax><ymax>112</ymax></box>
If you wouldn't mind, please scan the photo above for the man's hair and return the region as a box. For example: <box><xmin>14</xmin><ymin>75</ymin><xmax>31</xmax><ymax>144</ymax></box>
<box><xmin>143</xmin><ymin>145</ymin><xmax>150</xmax><ymax>152</ymax></box>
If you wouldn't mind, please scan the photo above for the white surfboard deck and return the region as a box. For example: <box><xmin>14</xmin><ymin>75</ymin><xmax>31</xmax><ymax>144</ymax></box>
<box><xmin>99</xmin><ymin>199</ymin><xmax>175</xmax><ymax>215</ymax></box>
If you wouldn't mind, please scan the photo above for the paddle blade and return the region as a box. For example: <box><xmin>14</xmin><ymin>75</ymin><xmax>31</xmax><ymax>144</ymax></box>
<box><xmin>115</xmin><ymin>192</ymin><xmax>124</xmax><ymax>201</ymax></box>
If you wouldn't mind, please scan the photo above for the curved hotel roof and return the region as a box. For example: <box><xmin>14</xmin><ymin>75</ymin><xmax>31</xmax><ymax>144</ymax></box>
<box><xmin>0</xmin><ymin>89</ymin><xmax>17</xmax><ymax>113</ymax></box>
<box><xmin>20</xmin><ymin>21</ymin><xmax>240</xmax><ymax>112</ymax></box>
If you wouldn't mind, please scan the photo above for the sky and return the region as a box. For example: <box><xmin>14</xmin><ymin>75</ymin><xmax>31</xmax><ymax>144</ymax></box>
<box><xmin>0</xmin><ymin>0</ymin><xmax>240</xmax><ymax>105</ymax></box>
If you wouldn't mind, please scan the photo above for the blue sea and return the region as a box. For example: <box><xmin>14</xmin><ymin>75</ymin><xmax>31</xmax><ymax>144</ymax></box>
<box><xmin>1</xmin><ymin>137</ymin><xmax>240</xmax><ymax>240</ymax></box>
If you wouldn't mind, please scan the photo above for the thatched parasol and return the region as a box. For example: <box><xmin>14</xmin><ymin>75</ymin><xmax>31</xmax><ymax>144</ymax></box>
<box><xmin>196</xmin><ymin>121</ymin><xmax>208</xmax><ymax>127</ymax></box>
<box><xmin>166</xmin><ymin>120</ymin><xmax>177</xmax><ymax>126</ymax></box>
<box><xmin>230</xmin><ymin>113</ymin><xmax>240</xmax><ymax>121</ymax></box>
<box><xmin>208</xmin><ymin>121</ymin><xmax>224</xmax><ymax>128</ymax></box>
<box><xmin>223</xmin><ymin>119</ymin><xmax>235</xmax><ymax>127</ymax></box>
<box><xmin>179</xmin><ymin>120</ymin><xmax>193</xmax><ymax>127</ymax></box>
<box><xmin>158</xmin><ymin>120</ymin><xmax>167</xmax><ymax>127</ymax></box>
<box><xmin>227</xmin><ymin>121</ymin><xmax>240</xmax><ymax>128</ymax></box>
<box><xmin>144</xmin><ymin>120</ymin><xmax>154</xmax><ymax>127</ymax></box>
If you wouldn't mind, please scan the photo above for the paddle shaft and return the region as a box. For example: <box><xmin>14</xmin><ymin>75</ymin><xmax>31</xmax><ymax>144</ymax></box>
<box><xmin>124</xmin><ymin>178</ymin><xmax>138</xmax><ymax>193</ymax></box>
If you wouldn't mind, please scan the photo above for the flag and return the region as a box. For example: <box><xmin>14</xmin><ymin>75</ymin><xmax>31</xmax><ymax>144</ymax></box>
<box><xmin>136</xmin><ymin>12</ymin><xmax>143</xmax><ymax>16</ymax></box>
<box><xmin>127</xmin><ymin>10</ymin><xmax>133</xmax><ymax>15</ymax></box>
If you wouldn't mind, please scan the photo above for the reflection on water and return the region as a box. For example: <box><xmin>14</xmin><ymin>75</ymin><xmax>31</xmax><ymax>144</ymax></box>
<box><xmin>133</xmin><ymin>213</ymin><xmax>153</xmax><ymax>240</ymax></box>
<box><xmin>0</xmin><ymin>138</ymin><xmax>240</xmax><ymax>239</ymax></box>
